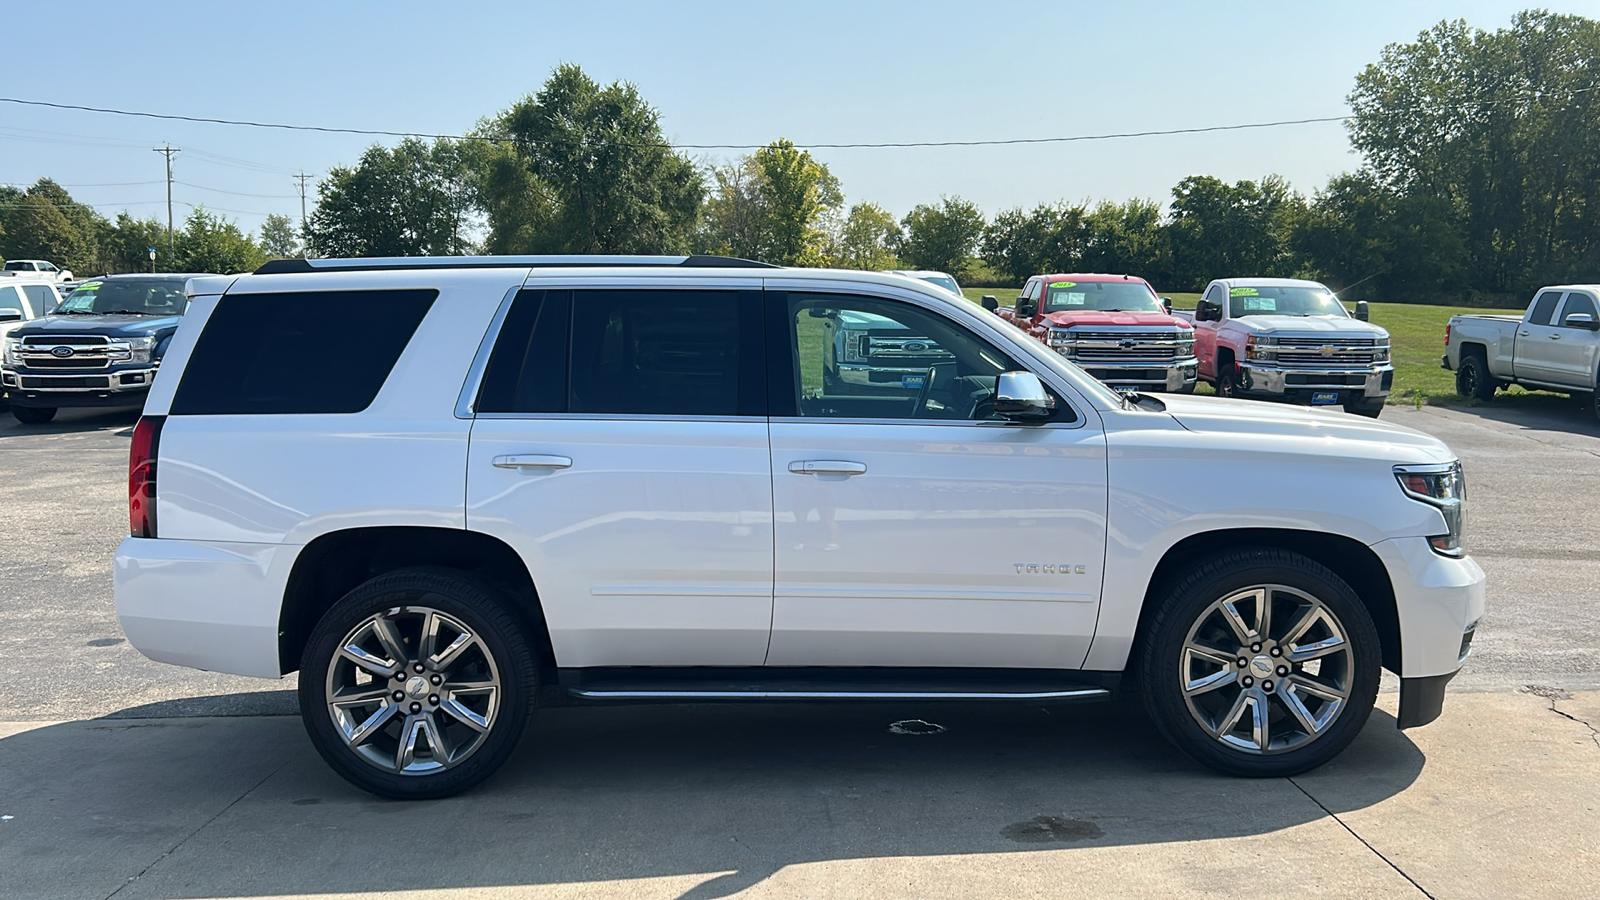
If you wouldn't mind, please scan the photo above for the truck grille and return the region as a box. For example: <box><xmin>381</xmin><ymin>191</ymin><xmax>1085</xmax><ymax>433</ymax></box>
<box><xmin>1061</xmin><ymin>328</ymin><xmax>1195</xmax><ymax>365</ymax></box>
<box><xmin>1272</xmin><ymin>337</ymin><xmax>1377</xmax><ymax>368</ymax></box>
<box><xmin>17</xmin><ymin>335</ymin><xmax>117</xmax><ymax>370</ymax></box>
<box><xmin>862</xmin><ymin>332</ymin><xmax>953</xmax><ymax>366</ymax></box>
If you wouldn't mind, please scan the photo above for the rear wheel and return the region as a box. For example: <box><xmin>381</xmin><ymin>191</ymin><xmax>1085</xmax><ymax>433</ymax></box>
<box><xmin>11</xmin><ymin>406</ymin><xmax>56</xmax><ymax>425</ymax></box>
<box><xmin>1455</xmin><ymin>354</ymin><xmax>1496</xmax><ymax>401</ymax></box>
<box><xmin>1139</xmin><ymin>549</ymin><xmax>1381</xmax><ymax>777</ymax></box>
<box><xmin>298</xmin><ymin>567</ymin><xmax>536</xmax><ymax>800</ymax></box>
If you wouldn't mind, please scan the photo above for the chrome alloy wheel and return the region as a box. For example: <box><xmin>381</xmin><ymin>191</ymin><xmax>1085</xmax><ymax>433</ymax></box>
<box><xmin>324</xmin><ymin>606</ymin><xmax>502</xmax><ymax>775</ymax></box>
<box><xmin>1179</xmin><ymin>584</ymin><xmax>1354</xmax><ymax>755</ymax></box>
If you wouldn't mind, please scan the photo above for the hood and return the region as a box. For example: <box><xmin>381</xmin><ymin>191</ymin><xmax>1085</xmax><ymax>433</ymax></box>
<box><xmin>1044</xmin><ymin>310</ymin><xmax>1190</xmax><ymax>328</ymax></box>
<box><xmin>1229</xmin><ymin>315</ymin><xmax>1388</xmax><ymax>338</ymax></box>
<box><xmin>9</xmin><ymin>314</ymin><xmax>183</xmax><ymax>339</ymax></box>
<box><xmin>1154</xmin><ymin>393</ymin><xmax>1453</xmax><ymax>463</ymax></box>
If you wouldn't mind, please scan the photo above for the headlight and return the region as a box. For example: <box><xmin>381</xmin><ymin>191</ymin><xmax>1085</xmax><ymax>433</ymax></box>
<box><xmin>1048</xmin><ymin>329</ymin><xmax>1075</xmax><ymax>356</ymax></box>
<box><xmin>2</xmin><ymin>338</ymin><xmax>18</xmax><ymax>366</ymax></box>
<box><xmin>843</xmin><ymin>332</ymin><xmax>864</xmax><ymax>362</ymax></box>
<box><xmin>1373</xmin><ymin>338</ymin><xmax>1391</xmax><ymax>363</ymax></box>
<box><xmin>1394</xmin><ymin>462</ymin><xmax>1465</xmax><ymax>556</ymax></box>
<box><xmin>128</xmin><ymin>335</ymin><xmax>155</xmax><ymax>364</ymax></box>
<box><xmin>1246</xmin><ymin>335</ymin><xmax>1277</xmax><ymax>360</ymax></box>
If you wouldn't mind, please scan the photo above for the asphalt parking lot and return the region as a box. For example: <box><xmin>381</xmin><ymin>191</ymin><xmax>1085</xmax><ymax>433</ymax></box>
<box><xmin>1</xmin><ymin>401</ymin><xmax>1598</xmax><ymax>898</ymax></box>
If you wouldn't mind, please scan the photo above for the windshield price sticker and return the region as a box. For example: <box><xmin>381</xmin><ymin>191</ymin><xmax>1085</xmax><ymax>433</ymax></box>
<box><xmin>1230</xmin><ymin>287</ymin><xmax>1260</xmax><ymax>297</ymax></box>
<box><xmin>1049</xmin><ymin>281</ymin><xmax>1076</xmax><ymax>288</ymax></box>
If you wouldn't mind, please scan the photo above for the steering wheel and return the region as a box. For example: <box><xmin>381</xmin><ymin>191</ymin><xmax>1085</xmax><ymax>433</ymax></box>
<box><xmin>911</xmin><ymin>366</ymin><xmax>938</xmax><ymax>418</ymax></box>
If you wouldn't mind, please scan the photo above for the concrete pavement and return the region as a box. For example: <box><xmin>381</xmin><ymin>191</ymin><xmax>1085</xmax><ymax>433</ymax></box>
<box><xmin>2</xmin><ymin>689</ymin><xmax>1597</xmax><ymax>899</ymax></box>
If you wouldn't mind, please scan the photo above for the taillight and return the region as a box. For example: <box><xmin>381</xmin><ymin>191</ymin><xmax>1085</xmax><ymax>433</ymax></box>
<box><xmin>1444</xmin><ymin>323</ymin><xmax>1451</xmax><ymax>347</ymax></box>
<box><xmin>129</xmin><ymin>415</ymin><xmax>164</xmax><ymax>538</ymax></box>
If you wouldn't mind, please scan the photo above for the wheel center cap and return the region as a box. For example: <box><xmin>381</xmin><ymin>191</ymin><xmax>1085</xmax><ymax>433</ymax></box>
<box><xmin>1250</xmin><ymin>656</ymin><xmax>1274</xmax><ymax>678</ymax></box>
<box><xmin>405</xmin><ymin>676</ymin><xmax>429</xmax><ymax>699</ymax></box>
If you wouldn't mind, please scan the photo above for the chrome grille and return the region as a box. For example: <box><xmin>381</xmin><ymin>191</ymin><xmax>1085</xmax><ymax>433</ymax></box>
<box><xmin>16</xmin><ymin>335</ymin><xmax>121</xmax><ymax>371</ymax></box>
<box><xmin>1272</xmin><ymin>337</ymin><xmax>1377</xmax><ymax>368</ymax></box>
<box><xmin>1057</xmin><ymin>328</ymin><xmax>1195</xmax><ymax>367</ymax></box>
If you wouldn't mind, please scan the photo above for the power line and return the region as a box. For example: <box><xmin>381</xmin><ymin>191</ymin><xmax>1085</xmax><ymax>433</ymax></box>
<box><xmin>174</xmin><ymin>180</ymin><xmax>297</xmax><ymax>198</ymax></box>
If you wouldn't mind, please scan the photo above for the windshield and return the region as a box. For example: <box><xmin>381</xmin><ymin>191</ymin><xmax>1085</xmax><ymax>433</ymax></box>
<box><xmin>913</xmin><ymin>274</ymin><xmax>962</xmax><ymax>296</ymax></box>
<box><xmin>1043</xmin><ymin>280</ymin><xmax>1161</xmax><ymax>313</ymax></box>
<box><xmin>57</xmin><ymin>281</ymin><xmax>187</xmax><ymax>316</ymax></box>
<box><xmin>1228</xmin><ymin>286</ymin><xmax>1347</xmax><ymax>318</ymax></box>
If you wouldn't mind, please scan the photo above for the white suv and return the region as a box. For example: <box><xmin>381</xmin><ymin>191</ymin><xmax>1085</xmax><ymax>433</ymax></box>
<box><xmin>115</xmin><ymin>256</ymin><xmax>1484</xmax><ymax>799</ymax></box>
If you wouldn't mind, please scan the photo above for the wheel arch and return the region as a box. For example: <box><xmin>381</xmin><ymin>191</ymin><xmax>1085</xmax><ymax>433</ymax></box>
<box><xmin>278</xmin><ymin>526</ymin><xmax>556</xmax><ymax>680</ymax></box>
<box><xmin>1130</xmin><ymin>528</ymin><xmax>1401</xmax><ymax>676</ymax></box>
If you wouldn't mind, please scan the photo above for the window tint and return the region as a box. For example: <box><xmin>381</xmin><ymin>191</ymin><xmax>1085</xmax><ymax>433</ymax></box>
<box><xmin>783</xmin><ymin>292</ymin><xmax>1067</xmax><ymax>422</ymax></box>
<box><xmin>1204</xmin><ymin>285</ymin><xmax>1225</xmax><ymax>306</ymax></box>
<box><xmin>1529</xmin><ymin>291</ymin><xmax>1563</xmax><ymax>326</ymax></box>
<box><xmin>1560</xmin><ymin>293</ymin><xmax>1598</xmax><ymax>326</ymax></box>
<box><xmin>480</xmin><ymin>289</ymin><xmax>763</xmax><ymax>417</ymax></box>
<box><xmin>170</xmin><ymin>289</ymin><xmax>436</xmax><ymax>415</ymax></box>
<box><xmin>19</xmin><ymin>283</ymin><xmax>55</xmax><ymax>314</ymax></box>
<box><xmin>0</xmin><ymin>285</ymin><xmax>24</xmax><ymax>315</ymax></box>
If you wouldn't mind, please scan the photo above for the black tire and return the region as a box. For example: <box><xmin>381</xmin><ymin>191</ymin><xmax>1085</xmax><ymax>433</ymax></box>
<box><xmin>298</xmin><ymin>567</ymin><xmax>537</xmax><ymax>800</ymax></box>
<box><xmin>1455</xmin><ymin>353</ymin><xmax>1496</xmax><ymax>401</ymax></box>
<box><xmin>1138</xmin><ymin>548</ymin><xmax>1381</xmax><ymax>777</ymax></box>
<box><xmin>1343</xmin><ymin>399</ymin><xmax>1385</xmax><ymax>418</ymax></box>
<box><xmin>11</xmin><ymin>406</ymin><xmax>56</xmax><ymax>425</ymax></box>
<box><xmin>1215</xmin><ymin>363</ymin><xmax>1239</xmax><ymax>398</ymax></box>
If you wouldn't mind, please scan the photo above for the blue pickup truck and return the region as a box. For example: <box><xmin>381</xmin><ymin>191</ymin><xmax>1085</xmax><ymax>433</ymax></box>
<box><xmin>2</xmin><ymin>274</ymin><xmax>215</xmax><ymax>424</ymax></box>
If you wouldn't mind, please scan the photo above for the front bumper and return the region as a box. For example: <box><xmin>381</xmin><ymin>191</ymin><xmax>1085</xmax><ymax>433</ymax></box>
<box><xmin>1074</xmin><ymin>358</ymin><xmax>1199</xmax><ymax>392</ymax></box>
<box><xmin>115</xmin><ymin>536</ymin><xmax>298</xmax><ymax>678</ymax></box>
<box><xmin>2</xmin><ymin>366</ymin><xmax>157</xmax><ymax>408</ymax></box>
<box><xmin>1370</xmin><ymin>536</ymin><xmax>1486</xmax><ymax>728</ymax></box>
<box><xmin>1236</xmin><ymin>363</ymin><xmax>1394</xmax><ymax>403</ymax></box>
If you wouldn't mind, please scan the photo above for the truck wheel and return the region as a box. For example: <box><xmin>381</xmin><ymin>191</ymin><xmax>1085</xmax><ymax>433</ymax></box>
<box><xmin>11</xmin><ymin>406</ymin><xmax>56</xmax><ymax>425</ymax></box>
<box><xmin>1455</xmin><ymin>354</ymin><xmax>1496</xmax><ymax>401</ymax></box>
<box><xmin>1216</xmin><ymin>366</ymin><xmax>1240</xmax><ymax>398</ymax></box>
<box><xmin>298</xmin><ymin>567</ymin><xmax>537</xmax><ymax>800</ymax></box>
<box><xmin>1138</xmin><ymin>549</ymin><xmax>1381</xmax><ymax>777</ymax></box>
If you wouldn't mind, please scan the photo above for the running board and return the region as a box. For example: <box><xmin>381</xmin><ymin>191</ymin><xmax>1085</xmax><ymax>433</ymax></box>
<box><xmin>557</xmin><ymin>667</ymin><xmax>1118</xmax><ymax>704</ymax></box>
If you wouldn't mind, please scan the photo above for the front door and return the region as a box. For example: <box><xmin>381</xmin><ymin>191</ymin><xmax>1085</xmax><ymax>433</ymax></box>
<box><xmin>1548</xmin><ymin>292</ymin><xmax>1600</xmax><ymax>388</ymax></box>
<box><xmin>465</xmin><ymin>284</ymin><xmax>774</xmax><ymax>667</ymax></box>
<box><xmin>765</xmin><ymin>288</ymin><xmax>1109</xmax><ymax>669</ymax></box>
<box><xmin>1514</xmin><ymin>290</ymin><xmax>1567</xmax><ymax>384</ymax></box>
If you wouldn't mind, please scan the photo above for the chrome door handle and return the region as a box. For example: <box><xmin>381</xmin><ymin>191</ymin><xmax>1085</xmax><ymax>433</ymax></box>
<box><xmin>1550</xmin><ymin>334</ymin><xmax>1562</xmax><ymax>340</ymax></box>
<box><xmin>788</xmin><ymin>460</ymin><xmax>867</xmax><ymax>476</ymax></box>
<box><xmin>1519</xmin><ymin>331</ymin><xmax>1530</xmax><ymax>336</ymax></box>
<box><xmin>493</xmin><ymin>454</ymin><xmax>572</xmax><ymax>470</ymax></box>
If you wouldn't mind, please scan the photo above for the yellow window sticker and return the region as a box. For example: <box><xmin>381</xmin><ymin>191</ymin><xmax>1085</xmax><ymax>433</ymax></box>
<box><xmin>1048</xmin><ymin>281</ymin><xmax>1076</xmax><ymax>288</ymax></box>
<box><xmin>1229</xmin><ymin>287</ymin><xmax>1259</xmax><ymax>297</ymax></box>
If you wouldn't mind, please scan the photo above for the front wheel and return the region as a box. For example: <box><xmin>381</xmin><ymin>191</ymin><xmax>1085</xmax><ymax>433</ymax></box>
<box><xmin>1215</xmin><ymin>364</ymin><xmax>1240</xmax><ymax>398</ymax></box>
<box><xmin>11</xmin><ymin>406</ymin><xmax>56</xmax><ymax>425</ymax></box>
<box><xmin>298</xmin><ymin>567</ymin><xmax>537</xmax><ymax>799</ymax></box>
<box><xmin>1138</xmin><ymin>549</ymin><xmax>1381</xmax><ymax>777</ymax></box>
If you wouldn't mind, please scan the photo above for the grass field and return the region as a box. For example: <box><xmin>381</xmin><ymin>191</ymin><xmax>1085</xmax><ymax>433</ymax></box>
<box><xmin>958</xmin><ymin>287</ymin><xmax>1576</xmax><ymax>409</ymax></box>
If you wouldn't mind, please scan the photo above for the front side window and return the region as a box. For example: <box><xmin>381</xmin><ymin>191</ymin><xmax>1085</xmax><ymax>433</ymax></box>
<box><xmin>477</xmin><ymin>288</ymin><xmax>764</xmax><ymax>417</ymax></box>
<box><xmin>1042</xmin><ymin>280</ymin><xmax>1162</xmax><ymax>314</ymax></box>
<box><xmin>19</xmin><ymin>284</ymin><xmax>56</xmax><ymax>314</ymax></box>
<box><xmin>1528</xmin><ymin>291</ymin><xmax>1563</xmax><ymax>326</ymax></box>
<box><xmin>1559</xmin><ymin>293</ymin><xmax>1597</xmax><ymax>326</ymax></box>
<box><xmin>0</xmin><ymin>285</ymin><xmax>25</xmax><ymax>315</ymax></box>
<box><xmin>785</xmin><ymin>292</ymin><xmax>1066</xmax><ymax>422</ymax></box>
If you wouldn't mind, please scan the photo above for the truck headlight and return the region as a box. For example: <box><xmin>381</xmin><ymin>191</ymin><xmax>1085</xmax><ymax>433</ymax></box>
<box><xmin>128</xmin><ymin>335</ymin><xmax>156</xmax><ymax>364</ymax></box>
<box><xmin>1373</xmin><ymin>338</ymin><xmax>1391</xmax><ymax>363</ymax></box>
<box><xmin>1245</xmin><ymin>335</ymin><xmax>1277</xmax><ymax>360</ymax></box>
<box><xmin>1048</xmin><ymin>329</ymin><xmax>1075</xmax><ymax>357</ymax></box>
<box><xmin>2</xmin><ymin>338</ymin><xmax>18</xmax><ymax>366</ymax></box>
<box><xmin>1395</xmin><ymin>462</ymin><xmax>1465</xmax><ymax>556</ymax></box>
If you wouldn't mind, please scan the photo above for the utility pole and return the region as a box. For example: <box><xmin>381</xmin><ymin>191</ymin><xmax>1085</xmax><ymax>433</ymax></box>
<box><xmin>293</xmin><ymin>173</ymin><xmax>313</xmax><ymax>257</ymax></box>
<box><xmin>152</xmin><ymin>145</ymin><xmax>180</xmax><ymax>259</ymax></box>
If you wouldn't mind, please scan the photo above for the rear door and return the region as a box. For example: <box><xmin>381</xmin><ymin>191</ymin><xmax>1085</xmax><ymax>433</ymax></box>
<box><xmin>1513</xmin><ymin>290</ymin><xmax>1566</xmax><ymax>383</ymax></box>
<box><xmin>765</xmin><ymin>284</ymin><xmax>1109</xmax><ymax>669</ymax></box>
<box><xmin>465</xmin><ymin>281</ymin><xmax>775</xmax><ymax>668</ymax></box>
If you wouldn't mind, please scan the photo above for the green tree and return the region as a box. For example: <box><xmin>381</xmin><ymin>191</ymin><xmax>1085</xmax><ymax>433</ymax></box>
<box><xmin>0</xmin><ymin>195</ymin><xmax>90</xmax><ymax>272</ymax></box>
<box><xmin>898</xmin><ymin>196</ymin><xmax>985</xmax><ymax>280</ymax></box>
<box><xmin>1166</xmin><ymin>174</ymin><xmax>1306</xmax><ymax>289</ymax></box>
<box><xmin>698</xmin><ymin>157</ymin><xmax>773</xmax><ymax>261</ymax></box>
<box><xmin>980</xmin><ymin>202</ymin><xmax>1088</xmax><ymax>284</ymax></box>
<box><xmin>827</xmin><ymin>202</ymin><xmax>901</xmax><ymax>270</ymax></box>
<box><xmin>1080</xmin><ymin>198</ymin><xmax>1171</xmax><ymax>285</ymax></box>
<box><xmin>1292</xmin><ymin>172</ymin><xmax>1468</xmax><ymax>302</ymax></box>
<box><xmin>175</xmin><ymin>207</ymin><xmax>267</xmax><ymax>273</ymax></box>
<box><xmin>494</xmin><ymin>64</ymin><xmax>703</xmax><ymax>254</ymax></box>
<box><xmin>103</xmin><ymin>213</ymin><xmax>171</xmax><ymax>273</ymax></box>
<box><xmin>467</xmin><ymin>137</ymin><xmax>558</xmax><ymax>254</ymax></box>
<box><xmin>306</xmin><ymin>137</ymin><xmax>478</xmax><ymax>258</ymax></box>
<box><xmin>751</xmin><ymin>139</ymin><xmax>841</xmax><ymax>265</ymax></box>
<box><xmin>1348</xmin><ymin>11</ymin><xmax>1600</xmax><ymax>295</ymax></box>
<box><xmin>258</xmin><ymin>213</ymin><xmax>301</xmax><ymax>259</ymax></box>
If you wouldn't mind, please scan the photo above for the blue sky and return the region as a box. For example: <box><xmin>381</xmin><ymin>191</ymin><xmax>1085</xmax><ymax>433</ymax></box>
<box><xmin>5</xmin><ymin>0</ymin><xmax>1596</xmax><ymax>237</ymax></box>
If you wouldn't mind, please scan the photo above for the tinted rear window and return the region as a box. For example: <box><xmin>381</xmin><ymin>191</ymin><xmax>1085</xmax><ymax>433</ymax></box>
<box><xmin>1529</xmin><ymin>291</ymin><xmax>1563</xmax><ymax>326</ymax></box>
<box><xmin>170</xmin><ymin>289</ymin><xmax>436</xmax><ymax>415</ymax></box>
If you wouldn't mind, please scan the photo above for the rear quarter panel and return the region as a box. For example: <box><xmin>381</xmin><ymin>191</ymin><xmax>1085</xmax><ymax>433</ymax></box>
<box><xmin>1447</xmin><ymin>314</ymin><xmax>1522</xmax><ymax>376</ymax></box>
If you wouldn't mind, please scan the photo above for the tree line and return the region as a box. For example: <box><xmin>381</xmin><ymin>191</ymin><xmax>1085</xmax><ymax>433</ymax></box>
<box><xmin>2</xmin><ymin>10</ymin><xmax>1595</xmax><ymax>305</ymax></box>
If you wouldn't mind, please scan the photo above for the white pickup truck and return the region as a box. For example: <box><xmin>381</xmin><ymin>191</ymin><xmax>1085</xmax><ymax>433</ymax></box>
<box><xmin>1</xmin><ymin>260</ymin><xmax>73</xmax><ymax>283</ymax></box>
<box><xmin>1444</xmin><ymin>284</ymin><xmax>1600</xmax><ymax>421</ymax></box>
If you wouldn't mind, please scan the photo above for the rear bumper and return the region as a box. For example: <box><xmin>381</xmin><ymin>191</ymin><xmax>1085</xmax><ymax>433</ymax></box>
<box><xmin>114</xmin><ymin>536</ymin><xmax>297</xmax><ymax>678</ymax></box>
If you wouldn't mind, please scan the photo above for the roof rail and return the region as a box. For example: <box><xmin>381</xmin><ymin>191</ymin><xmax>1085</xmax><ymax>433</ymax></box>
<box><xmin>253</xmin><ymin>254</ymin><xmax>777</xmax><ymax>275</ymax></box>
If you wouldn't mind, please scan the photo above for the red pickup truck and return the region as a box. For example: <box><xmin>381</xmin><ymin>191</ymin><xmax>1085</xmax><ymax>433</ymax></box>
<box><xmin>996</xmin><ymin>274</ymin><xmax>1197</xmax><ymax>392</ymax></box>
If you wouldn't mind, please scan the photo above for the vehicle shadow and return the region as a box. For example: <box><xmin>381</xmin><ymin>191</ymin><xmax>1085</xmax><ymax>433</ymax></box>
<box><xmin>0</xmin><ymin>405</ymin><xmax>139</xmax><ymax>437</ymax></box>
<box><xmin>0</xmin><ymin>694</ymin><xmax>1426</xmax><ymax>899</ymax></box>
<box><xmin>1429</xmin><ymin>393</ymin><xmax>1600</xmax><ymax>437</ymax></box>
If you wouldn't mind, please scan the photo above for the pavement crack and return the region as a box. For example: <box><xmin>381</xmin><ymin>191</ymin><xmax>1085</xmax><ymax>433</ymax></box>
<box><xmin>1288</xmin><ymin>777</ymin><xmax>1436</xmax><ymax>899</ymax></box>
<box><xmin>100</xmin><ymin>758</ymin><xmax>289</xmax><ymax>900</ymax></box>
<box><xmin>1525</xmin><ymin>685</ymin><xmax>1600</xmax><ymax>751</ymax></box>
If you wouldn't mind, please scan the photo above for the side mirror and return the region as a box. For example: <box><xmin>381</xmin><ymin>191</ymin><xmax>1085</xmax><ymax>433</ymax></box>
<box><xmin>1161</xmin><ymin>297</ymin><xmax>1173</xmax><ymax>313</ymax></box>
<box><xmin>0</xmin><ymin>309</ymin><xmax>21</xmax><ymax>323</ymax></box>
<box><xmin>1014</xmin><ymin>298</ymin><xmax>1036</xmax><ymax>318</ymax></box>
<box><xmin>1564</xmin><ymin>312</ymin><xmax>1599</xmax><ymax>330</ymax></box>
<box><xmin>980</xmin><ymin>295</ymin><xmax>999</xmax><ymax>312</ymax></box>
<box><xmin>1194</xmin><ymin>299</ymin><xmax>1214</xmax><ymax>322</ymax></box>
<box><xmin>1355</xmin><ymin>300</ymin><xmax>1370</xmax><ymax>322</ymax></box>
<box><xmin>994</xmin><ymin>371</ymin><xmax>1054</xmax><ymax>420</ymax></box>
<box><xmin>806</xmin><ymin>307</ymin><xmax>831</xmax><ymax>319</ymax></box>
